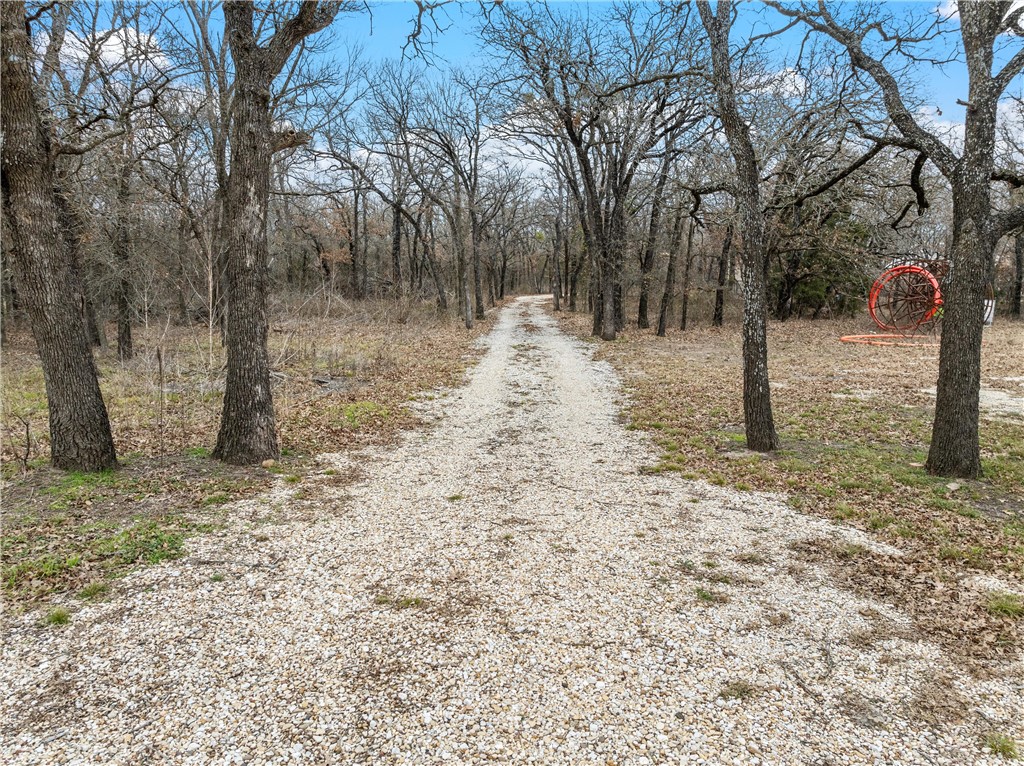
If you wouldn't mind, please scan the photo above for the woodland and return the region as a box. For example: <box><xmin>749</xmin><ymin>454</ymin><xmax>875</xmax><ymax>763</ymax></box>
<box><xmin>1</xmin><ymin>0</ymin><xmax>1022</xmax><ymax>480</ymax></box>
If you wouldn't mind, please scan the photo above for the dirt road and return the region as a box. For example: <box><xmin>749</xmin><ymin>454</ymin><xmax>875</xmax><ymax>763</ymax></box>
<box><xmin>3</xmin><ymin>296</ymin><xmax>1021</xmax><ymax>765</ymax></box>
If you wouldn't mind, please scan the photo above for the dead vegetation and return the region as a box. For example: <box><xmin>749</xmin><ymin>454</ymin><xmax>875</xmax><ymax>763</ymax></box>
<box><xmin>559</xmin><ymin>311</ymin><xmax>1024</xmax><ymax>661</ymax></box>
<box><xmin>1</xmin><ymin>298</ymin><xmax>490</xmax><ymax>611</ymax></box>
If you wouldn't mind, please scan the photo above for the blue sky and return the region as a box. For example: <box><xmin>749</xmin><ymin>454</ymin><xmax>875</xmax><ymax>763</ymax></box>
<box><xmin>328</xmin><ymin>0</ymin><xmax>1019</xmax><ymax>129</ymax></box>
<box><xmin>332</xmin><ymin>1</ymin><xmax>484</xmax><ymax>65</ymax></box>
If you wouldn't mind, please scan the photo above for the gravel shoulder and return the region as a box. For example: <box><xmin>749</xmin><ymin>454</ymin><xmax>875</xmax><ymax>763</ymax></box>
<box><xmin>2</xmin><ymin>295</ymin><xmax>1021</xmax><ymax>765</ymax></box>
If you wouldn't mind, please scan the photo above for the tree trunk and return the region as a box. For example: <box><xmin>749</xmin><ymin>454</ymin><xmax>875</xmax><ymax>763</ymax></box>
<box><xmin>699</xmin><ymin>0</ymin><xmax>779</xmax><ymax>452</ymax></box>
<box><xmin>212</xmin><ymin>188</ymin><xmax>229</xmax><ymax>338</ymax></box>
<box><xmin>391</xmin><ymin>200</ymin><xmax>403</xmax><ymax>296</ymax></box>
<box><xmin>461</xmin><ymin>247</ymin><xmax>473</xmax><ymax>328</ymax></box>
<box><xmin>84</xmin><ymin>298</ymin><xmax>105</xmax><ymax>349</ymax></box>
<box><xmin>1</xmin><ymin>0</ymin><xmax>117</xmax><ymax>471</ymax></box>
<box><xmin>1012</xmin><ymin>232</ymin><xmax>1022</xmax><ymax>318</ymax></box>
<box><xmin>600</xmin><ymin>260</ymin><xmax>616</xmax><ymax>340</ymax></box>
<box><xmin>563</xmin><ymin>226</ymin><xmax>571</xmax><ymax>302</ymax></box>
<box><xmin>54</xmin><ymin>187</ymin><xmax>103</xmax><ymax>348</ymax></box>
<box><xmin>679</xmin><ymin>217</ymin><xmax>697</xmax><ymax>332</ymax></box>
<box><xmin>638</xmin><ymin>151</ymin><xmax>672</xmax><ymax>329</ymax></box>
<box><xmin>361</xmin><ymin>193</ymin><xmax>369</xmax><ymax>297</ymax></box>
<box><xmin>599</xmin><ymin>206</ymin><xmax>627</xmax><ymax>340</ymax></box>
<box><xmin>568</xmin><ymin>237</ymin><xmax>582</xmax><ymax>311</ymax></box>
<box><xmin>774</xmin><ymin>268</ymin><xmax>796</xmax><ymax>321</ymax></box>
<box><xmin>114</xmin><ymin>155</ymin><xmax>134</xmax><ymax>361</ymax></box>
<box><xmin>453</xmin><ymin>220</ymin><xmax>473</xmax><ymax>328</ymax></box>
<box><xmin>657</xmin><ymin>208</ymin><xmax>685</xmax><ymax>337</ymax></box>
<box><xmin>926</xmin><ymin>4</ymin><xmax>1005</xmax><ymax>479</ymax></box>
<box><xmin>552</xmin><ymin>215</ymin><xmax>563</xmax><ymax>311</ymax></box>
<box><xmin>713</xmin><ymin>223</ymin><xmax>732</xmax><ymax>327</ymax></box>
<box><xmin>471</xmin><ymin>214</ymin><xmax>485</xmax><ymax>320</ymax></box>
<box><xmin>213</xmin><ymin>3</ymin><xmax>286</xmax><ymax>464</ymax></box>
<box><xmin>349</xmin><ymin>189</ymin><xmax>361</xmax><ymax>299</ymax></box>
<box><xmin>176</xmin><ymin>215</ymin><xmax>191</xmax><ymax>324</ymax></box>
<box><xmin>421</xmin><ymin>237</ymin><xmax>446</xmax><ymax>313</ymax></box>
<box><xmin>926</xmin><ymin>212</ymin><xmax>994</xmax><ymax>478</ymax></box>
<box><xmin>411</xmin><ymin>214</ymin><xmax>422</xmax><ymax>294</ymax></box>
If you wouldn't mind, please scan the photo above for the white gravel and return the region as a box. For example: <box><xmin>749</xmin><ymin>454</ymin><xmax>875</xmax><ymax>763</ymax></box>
<box><xmin>2</xmin><ymin>295</ymin><xmax>1022</xmax><ymax>765</ymax></box>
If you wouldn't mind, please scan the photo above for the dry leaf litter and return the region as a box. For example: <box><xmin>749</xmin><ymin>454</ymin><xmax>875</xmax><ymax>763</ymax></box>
<box><xmin>2</xmin><ymin>296</ymin><xmax>1021</xmax><ymax>765</ymax></box>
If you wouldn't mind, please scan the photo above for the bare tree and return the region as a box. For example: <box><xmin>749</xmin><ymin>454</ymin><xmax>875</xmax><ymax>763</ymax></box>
<box><xmin>485</xmin><ymin>2</ymin><xmax>707</xmax><ymax>339</ymax></box>
<box><xmin>656</xmin><ymin>196</ymin><xmax>694</xmax><ymax>337</ymax></box>
<box><xmin>697</xmin><ymin>0</ymin><xmax>780</xmax><ymax>452</ymax></box>
<box><xmin>212</xmin><ymin>0</ymin><xmax>348</xmax><ymax>464</ymax></box>
<box><xmin>637</xmin><ymin>139</ymin><xmax>678</xmax><ymax>328</ymax></box>
<box><xmin>770</xmin><ymin>0</ymin><xmax>1024</xmax><ymax>476</ymax></box>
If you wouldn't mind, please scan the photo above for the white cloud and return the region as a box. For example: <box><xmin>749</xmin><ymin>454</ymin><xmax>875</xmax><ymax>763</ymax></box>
<box><xmin>58</xmin><ymin>27</ymin><xmax>169</xmax><ymax>78</ymax></box>
<box><xmin>935</xmin><ymin>0</ymin><xmax>958</xmax><ymax>21</ymax></box>
<box><xmin>936</xmin><ymin>0</ymin><xmax>1024</xmax><ymax>31</ymax></box>
<box><xmin>744</xmin><ymin>67</ymin><xmax>808</xmax><ymax>100</ymax></box>
<box><xmin>917</xmin><ymin>106</ymin><xmax>965</xmax><ymax>152</ymax></box>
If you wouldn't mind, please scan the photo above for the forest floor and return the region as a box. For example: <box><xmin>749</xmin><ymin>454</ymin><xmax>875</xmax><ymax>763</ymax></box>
<box><xmin>2</xmin><ymin>296</ymin><xmax>1022</xmax><ymax>765</ymax></box>
<box><xmin>1</xmin><ymin>299</ymin><xmax>488</xmax><ymax>608</ymax></box>
<box><xmin>557</xmin><ymin>309</ymin><xmax>1024</xmax><ymax>663</ymax></box>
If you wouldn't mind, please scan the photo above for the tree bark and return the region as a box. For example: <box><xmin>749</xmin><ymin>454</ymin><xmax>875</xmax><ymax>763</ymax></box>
<box><xmin>423</xmin><ymin>214</ymin><xmax>449</xmax><ymax>312</ymax></box>
<box><xmin>1011</xmin><ymin>232</ymin><xmax>1022</xmax><ymax>318</ymax></box>
<box><xmin>471</xmin><ymin>213</ymin><xmax>485</xmax><ymax>320</ymax></box>
<box><xmin>391</xmin><ymin>200</ymin><xmax>403</xmax><ymax>296</ymax></box>
<box><xmin>213</xmin><ymin>1</ymin><xmax>338</xmax><ymax>463</ymax></box>
<box><xmin>552</xmin><ymin>215</ymin><xmax>563</xmax><ymax>311</ymax></box>
<box><xmin>1</xmin><ymin>0</ymin><xmax>117</xmax><ymax>471</ymax></box>
<box><xmin>349</xmin><ymin>189</ymin><xmax>361</xmax><ymax>299</ymax></box>
<box><xmin>657</xmin><ymin>207</ymin><xmax>686</xmax><ymax>337</ymax></box>
<box><xmin>599</xmin><ymin>205</ymin><xmax>628</xmax><ymax>339</ymax></box>
<box><xmin>679</xmin><ymin>217</ymin><xmax>696</xmax><ymax>331</ymax></box>
<box><xmin>54</xmin><ymin>187</ymin><xmax>103</xmax><ymax>348</ymax></box>
<box><xmin>114</xmin><ymin>153</ymin><xmax>134</xmax><ymax>361</ymax></box>
<box><xmin>361</xmin><ymin>191</ymin><xmax>369</xmax><ymax>297</ymax></box>
<box><xmin>698</xmin><ymin>0</ymin><xmax>780</xmax><ymax>452</ymax></box>
<box><xmin>638</xmin><ymin>151</ymin><xmax>672</xmax><ymax>329</ymax></box>
<box><xmin>926</xmin><ymin>4</ymin><xmax>1006</xmax><ymax>478</ymax></box>
<box><xmin>713</xmin><ymin>223</ymin><xmax>733</xmax><ymax>327</ymax></box>
<box><xmin>212</xmin><ymin>30</ymin><xmax>277</xmax><ymax>462</ymax></box>
<box><xmin>567</xmin><ymin>233</ymin><xmax>583</xmax><ymax>311</ymax></box>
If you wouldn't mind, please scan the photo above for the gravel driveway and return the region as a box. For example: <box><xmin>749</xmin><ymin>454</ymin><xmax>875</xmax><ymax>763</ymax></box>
<box><xmin>3</xmin><ymin>295</ymin><xmax>1021</xmax><ymax>765</ymax></box>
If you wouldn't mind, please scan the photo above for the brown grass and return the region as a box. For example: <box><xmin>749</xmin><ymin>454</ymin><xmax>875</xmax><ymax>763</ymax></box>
<box><xmin>1</xmin><ymin>297</ymin><xmax>491</xmax><ymax>610</ymax></box>
<box><xmin>3</xmin><ymin>297</ymin><xmax>488</xmax><ymax>467</ymax></box>
<box><xmin>558</xmin><ymin>309</ymin><xmax>1024</xmax><ymax>660</ymax></box>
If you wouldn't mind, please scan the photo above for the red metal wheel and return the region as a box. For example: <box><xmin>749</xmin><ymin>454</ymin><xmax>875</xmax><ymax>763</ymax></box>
<box><xmin>868</xmin><ymin>265</ymin><xmax>942</xmax><ymax>334</ymax></box>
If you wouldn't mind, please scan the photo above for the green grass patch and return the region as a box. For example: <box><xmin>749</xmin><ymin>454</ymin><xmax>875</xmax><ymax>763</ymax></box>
<box><xmin>374</xmin><ymin>594</ymin><xmax>425</xmax><ymax>609</ymax></box>
<box><xmin>95</xmin><ymin>522</ymin><xmax>185</xmax><ymax>566</ymax></box>
<box><xmin>340</xmin><ymin>401</ymin><xmax>390</xmax><ymax>428</ymax></box>
<box><xmin>77</xmin><ymin>581</ymin><xmax>109</xmax><ymax>600</ymax></box>
<box><xmin>938</xmin><ymin>545</ymin><xmax>990</xmax><ymax>569</ymax></box>
<box><xmin>867</xmin><ymin>513</ymin><xmax>896</xmax><ymax>531</ymax></box>
<box><xmin>832</xmin><ymin>502</ymin><xmax>859</xmax><ymax>521</ymax></box>
<box><xmin>42</xmin><ymin>607</ymin><xmax>71</xmax><ymax>626</ymax></box>
<box><xmin>986</xmin><ymin>592</ymin><xmax>1024</xmax><ymax>619</ymax></box>
<box><xmin>695</xmin><ymin>586</ymin><xmax>728</xmax><ymax>604</ymax></box>
<box><xmin>719</xmin><ymin>680</ymin><xmax>760</xmax><ymax>700</ymax></box>
<box><xmin>4</xmin><ymin>554</ymin><xmax>81</xmax><ymax>590</ymax></box>
<box><xmin>982</xmin><ymin>731</ymin><xmax>1020</xmax><ymax>759</ymax></box>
